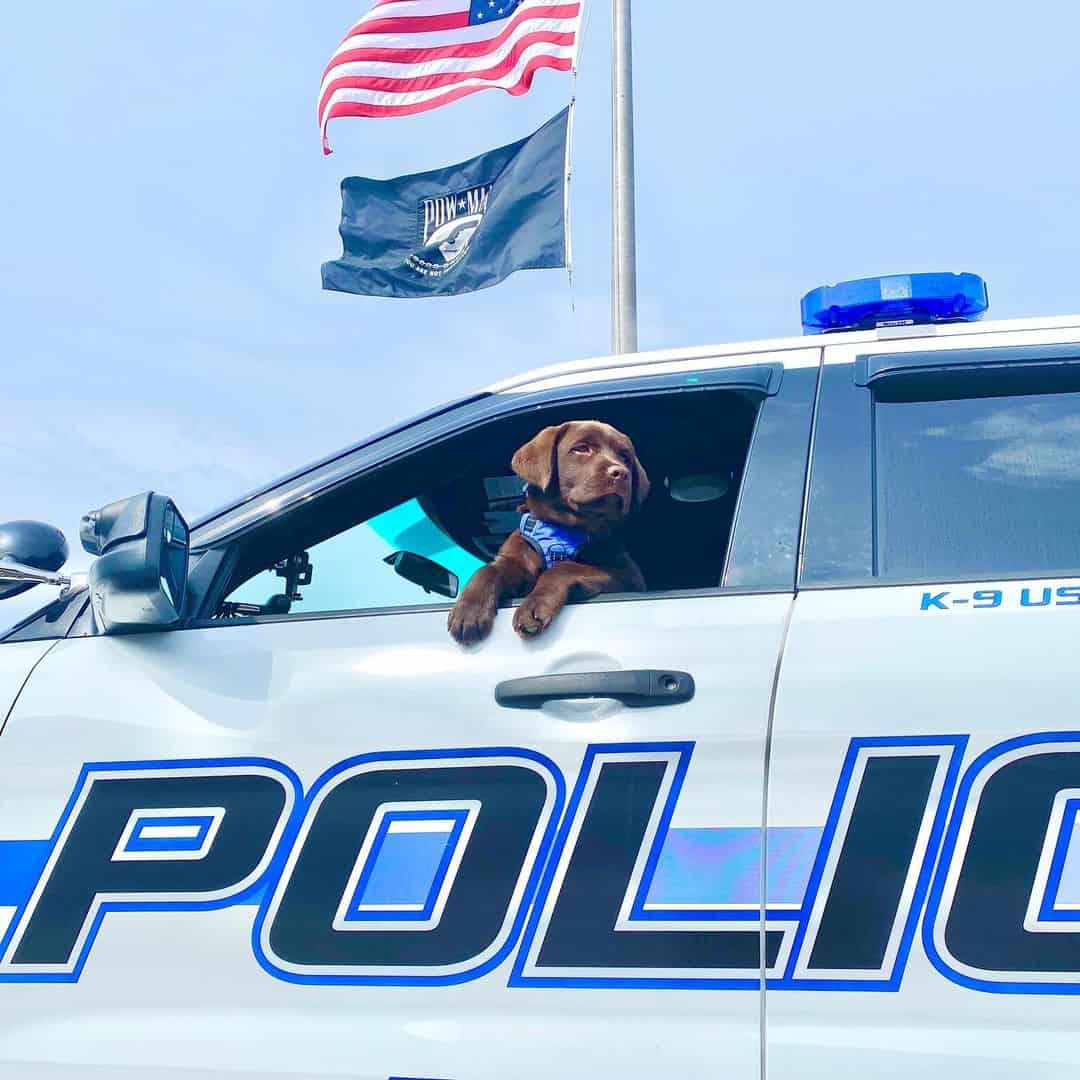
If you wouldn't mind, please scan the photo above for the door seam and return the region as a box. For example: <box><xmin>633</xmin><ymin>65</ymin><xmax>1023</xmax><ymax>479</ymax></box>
<box><xmin>0</xmin><ymin>640</ymin><xmax>60</xmax><ymax>738</ymax></box>
<box><xmin>760</xmin><ymin>591</ymin><xmax>798</xmax><ymax>1080</ymax></box>
<box><xmin>794</xmin><ymin>350</ymin><xmax>825</xmax><ymax>584</ymax></box>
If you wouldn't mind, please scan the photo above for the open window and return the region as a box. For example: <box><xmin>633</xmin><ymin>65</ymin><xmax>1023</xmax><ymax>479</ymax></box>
<box><xmin>210</xmin><ymin>369</ymin><xmax>805</xmax><ymax>622</ymax></box>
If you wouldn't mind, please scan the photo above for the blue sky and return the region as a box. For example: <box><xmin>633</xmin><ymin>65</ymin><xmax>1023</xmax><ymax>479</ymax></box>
<box><xmin>4</xmin><ymin>0</ymin><xmax>1080</xmax><ymax>627</ymax></box>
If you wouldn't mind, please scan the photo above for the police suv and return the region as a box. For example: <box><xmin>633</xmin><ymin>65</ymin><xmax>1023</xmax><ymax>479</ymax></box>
<box><xmin>2</xmin><ymin>273</ymin><xmax>1079</xmax><ymax>1079</ymax></box>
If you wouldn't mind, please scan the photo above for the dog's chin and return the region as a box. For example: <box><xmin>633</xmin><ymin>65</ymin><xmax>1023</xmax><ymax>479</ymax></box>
<box><xmin>571</xmin><ymin>492</ymin><xmax>629</xmax><ymax>520</ymax></box>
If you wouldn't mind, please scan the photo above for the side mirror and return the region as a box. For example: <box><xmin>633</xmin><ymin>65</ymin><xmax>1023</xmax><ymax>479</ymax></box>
<box><xmin>81</xmin><ymin>492</ymin><xmax>189</xmax><ymax>634</ymax></box>
<box><xmin>0</xmin><ymin>521</ymin><xmax>70</xmax><ymax>600</ymax></box>
<box><xmin>383</xmin><ymin>551</ymin><xmax>458</xmax><ymax>599</ymax></box>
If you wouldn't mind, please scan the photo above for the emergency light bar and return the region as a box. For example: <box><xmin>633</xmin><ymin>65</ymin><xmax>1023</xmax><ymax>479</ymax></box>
<box><xmin>800</xmin><ymin>272</ymin><xmax>989</xmax><ymax>334</ymax></box>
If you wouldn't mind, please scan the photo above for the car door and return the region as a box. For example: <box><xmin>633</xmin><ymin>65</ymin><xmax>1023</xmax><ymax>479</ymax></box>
<box><xmin>0</xmin><ymin>349</ymin><xmax>817</xmax><ymax>1080</ymax></box>
<box><xmin>767</xmin><ymin>325</ymin><xmax>1080</xmax><ymax>1079</ymax></box>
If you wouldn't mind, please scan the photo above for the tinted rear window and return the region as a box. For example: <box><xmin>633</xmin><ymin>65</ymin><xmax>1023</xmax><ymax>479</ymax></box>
<box><xmin>874</xmin><ymin>391</ymin><xmax>1080</xmax><ymax>580</ymax></box>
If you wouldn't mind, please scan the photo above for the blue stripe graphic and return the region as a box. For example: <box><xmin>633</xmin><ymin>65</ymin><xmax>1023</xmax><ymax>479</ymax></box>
<box><xmin>647</xmin><ymin>827</ymin><xmax>822</xmax><ymax>907</ymax></box>
<box><xmin>0</xmin><ymin>828</ymin><xmax>827</xmax><ymax>913</ymax></box>
<box><xmin>343</xmin><ymin>809</ymin><xmax>468</xmax><ymax>923</ymax></box>
<box><xmin>0</xmin><ymin>841</ymin><xmax>50</xmax><ymax>907</ymax></box>
<box><xmin>1055</xmin><ymin>814</ymin><xmax>1080</xmax><ymax>906</ymax></box>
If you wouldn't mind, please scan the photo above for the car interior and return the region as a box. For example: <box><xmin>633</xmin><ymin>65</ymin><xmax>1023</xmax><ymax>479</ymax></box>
<box><xmin>215</xmin><ymin>386</ymin><xmax>762</xmax><ymax>618</ymax></box>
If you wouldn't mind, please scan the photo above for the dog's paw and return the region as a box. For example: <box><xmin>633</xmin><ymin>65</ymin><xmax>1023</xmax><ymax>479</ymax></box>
<box><xmin>512</xmin><ymin>595</ymin><xmax>560</xmax><ymax>638</ymax></box>
<box><xmin>447</xmin><ymin>595</ymin><xmax>496</xmax><ymax>644</ymax></box>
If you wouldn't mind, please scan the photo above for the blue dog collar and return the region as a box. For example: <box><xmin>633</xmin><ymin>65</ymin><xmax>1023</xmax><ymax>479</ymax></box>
<box><xmin>518</xmin><ymin>513</ymin><xmax>589</xmax><ymax>569</ymax></box>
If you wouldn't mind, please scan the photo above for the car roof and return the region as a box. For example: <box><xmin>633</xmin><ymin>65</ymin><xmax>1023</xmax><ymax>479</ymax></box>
<box><xmin>488</xmin><ymin>313</ymin><xmax>1080</xmax><ymax>395</ymax></box>
<box><xmin>191</xmin><ymin>313</ymin><xmax>1080</xmax><ymax>546</ymax></box>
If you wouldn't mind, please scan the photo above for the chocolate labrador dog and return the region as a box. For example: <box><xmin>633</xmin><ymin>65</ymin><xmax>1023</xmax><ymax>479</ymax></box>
<box><xmin>447</xmin><ymin>420</ymin><xmax>649</xmax><ymax>643</ymax></box>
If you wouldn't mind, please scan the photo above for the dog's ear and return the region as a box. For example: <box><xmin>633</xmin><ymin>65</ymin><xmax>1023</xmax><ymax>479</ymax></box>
<box><xmin>512</xmin><ymin>424</ymin><xmax>569</xmax><ymax>493</ymax></box>
<box><xmin>629</xmin><ymin>441</ymin><xmax>651</xmax><ymax>510</ymax></box>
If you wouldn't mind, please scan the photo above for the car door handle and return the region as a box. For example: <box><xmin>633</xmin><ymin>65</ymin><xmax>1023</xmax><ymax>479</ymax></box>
<box><xmin>494</xmin><ymin>669</ymin><xmax>695</xmax><ymax>709</ymax></box>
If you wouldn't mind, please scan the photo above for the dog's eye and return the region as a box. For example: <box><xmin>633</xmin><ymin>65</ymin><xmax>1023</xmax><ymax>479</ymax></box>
<box><xmin>570</xmin><ymin>444</ymin><xmax>591</xmax><ymax>454</ymax></box>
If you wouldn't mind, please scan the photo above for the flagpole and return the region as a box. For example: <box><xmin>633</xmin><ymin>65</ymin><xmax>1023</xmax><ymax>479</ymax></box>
<box><xmin>611</xmin><ymin>0</ymin><xmax>638</xmax><ymax>354</ymax></box>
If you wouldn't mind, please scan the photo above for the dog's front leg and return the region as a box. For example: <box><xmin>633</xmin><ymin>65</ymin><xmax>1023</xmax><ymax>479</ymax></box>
<box><xmin>512</xmin><ymin>560</ymin><xmax>633</xmax><ymax>638</ymax></box>
<box><xmin>448</xmin><ymin>533</ymin><xmax>541</xmax><ymax>644</ymax></box>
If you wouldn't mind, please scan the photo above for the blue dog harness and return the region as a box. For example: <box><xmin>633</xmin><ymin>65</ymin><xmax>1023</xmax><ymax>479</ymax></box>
<box><xmin>518</xmin><ymin>513</ymin><xmax>589</xmax><ymax>569</ymax></box>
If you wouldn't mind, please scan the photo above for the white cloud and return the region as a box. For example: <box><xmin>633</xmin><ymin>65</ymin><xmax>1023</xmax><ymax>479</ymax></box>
<box><xmin>922</xmin><ymin>401</ymin><xmax>1080</xmax><ymax>486</ymax></box>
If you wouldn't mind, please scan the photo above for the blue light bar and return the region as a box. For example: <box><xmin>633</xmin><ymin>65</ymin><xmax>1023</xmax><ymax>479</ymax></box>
<box><xmin>800</xmin><ymin>272</ymin><xmax>989</xmax><ymax>334</ymax></box>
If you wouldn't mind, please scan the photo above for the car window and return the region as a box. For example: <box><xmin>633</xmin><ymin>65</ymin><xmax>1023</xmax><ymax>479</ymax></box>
<box><xmin>802</xmin><ymin>355</ymin><xmax>1080</xmax><ymax>586</ymax></box>
<box><xmin>225</xmin><ymin>499</ymin><xmax>485</xmax><ymax>616</ymax></box>
<box><xmin>212</xmin><ymin>379</ymin><xmax>794</xmax><ymax>621</ymax></box>
<box><xmin>874</xmin><ymin>391</ymin><xmax>1080</xmax><ymax>581</ymax></box>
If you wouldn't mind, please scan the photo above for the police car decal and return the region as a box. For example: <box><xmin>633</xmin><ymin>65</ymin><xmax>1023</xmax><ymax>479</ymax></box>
<box><xmin>920</xmin><ymin>585</ymin><xmax>1080</xmax><ymax>611</ymax></box>
<box><xmin>2</xmin><ymin>736</ymin><xmax>1079</xmax><ymax>995</ymax></box>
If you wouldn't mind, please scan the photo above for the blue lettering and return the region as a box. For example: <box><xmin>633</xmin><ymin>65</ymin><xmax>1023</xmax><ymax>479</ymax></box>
<box><xmin>921</xmin><ymin>591</ymin><xmax>949</xmax><ymax>611</ymax></box>
<box><xmin>1021</xmin><ymin>587</ymin><xmax>1052</xmax><ymax>608</ymax></box>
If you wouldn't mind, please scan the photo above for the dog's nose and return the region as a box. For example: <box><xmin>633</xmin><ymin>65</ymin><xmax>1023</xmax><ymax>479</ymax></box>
<box><xmin>607</xmin><ymin>463</ymin><xmax>628</xmax><ymax>481</ymax></box>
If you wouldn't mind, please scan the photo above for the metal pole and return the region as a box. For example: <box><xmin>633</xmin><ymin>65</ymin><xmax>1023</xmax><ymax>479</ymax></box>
<box><xmin>611</xmin><ymin>0</ymin><xmax>638</xmax><ymax>354</ymax></box>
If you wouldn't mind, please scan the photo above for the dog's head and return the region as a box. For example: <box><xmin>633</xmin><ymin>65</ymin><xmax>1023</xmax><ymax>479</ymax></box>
<box><xmin>511</xmin><ymin>420</ymin><xmax>650</xmax><ymax>530</ymax></box>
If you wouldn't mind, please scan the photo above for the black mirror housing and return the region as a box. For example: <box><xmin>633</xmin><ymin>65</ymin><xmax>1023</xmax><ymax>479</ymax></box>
<box><xmin>82</xmin><ymin>493</ymin><xmax>189</xmax><ymax>633</ymax></box>
<box><xmin>383</xmin><ymin>551</ymin><xmax>459</xmax><ymax>599</ymax></box>
<box><xmin>0</xmin><ymin>521</ymin><xmax>69</xmax><ymax>600</ymax></box>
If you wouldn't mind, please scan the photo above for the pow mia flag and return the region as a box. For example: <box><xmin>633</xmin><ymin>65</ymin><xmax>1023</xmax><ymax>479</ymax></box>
<box><xmin>321</xmin><ymin>108</ymin><xmax>570</xmax><ymax>299</ymax></box>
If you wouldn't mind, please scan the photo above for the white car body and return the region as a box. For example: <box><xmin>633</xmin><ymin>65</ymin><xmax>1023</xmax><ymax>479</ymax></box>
<box><xmin>3</xmin><ymin>312</ymin><xmax>1080</xmax><ymax>1078</ymax></box>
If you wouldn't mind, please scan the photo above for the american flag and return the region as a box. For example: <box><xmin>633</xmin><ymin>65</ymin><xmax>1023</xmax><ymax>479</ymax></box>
<box><xmin>319</xmin><ymin>0</ymin><xmax>583</xmax><ymax>153</ymax></box>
